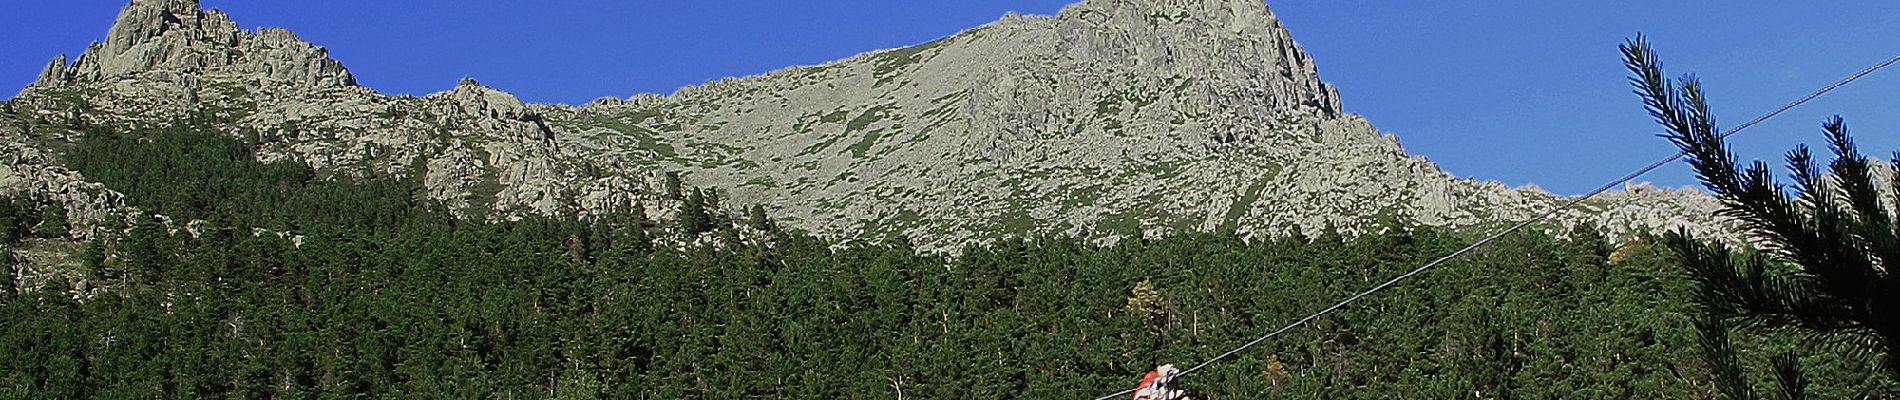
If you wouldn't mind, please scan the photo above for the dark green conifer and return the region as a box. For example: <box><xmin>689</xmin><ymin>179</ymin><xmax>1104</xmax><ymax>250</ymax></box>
<box><xmin>83</xmin><ymin>237</ymin><xmax>106</xmax><ymax>281</ymax></box>
<box><xmin>662</xmin><ymin>171</ymin><xmax>683</xmax><ymax>199</ymax></box>
<box><xmin>34</xmin><ymin>203</ymin><xmax>67</xmax><ymax>239</ymax></box>
<box><xmin>124</xmin><ymin>213</ymin><xmax>164</xmax><ymax>284</ymax></box>
<box><xmin>0</xmin><ymin>196</ymin><xmax>18</xmax><ymax>245</ymax></box>
<box><xmin>746</xmin><ymin>204</ymin><xmax>771</xmax><ymax>232</ymax></box>
<box><xmin>1627</xmin><ymin>37</ymin><xmax>1894</xmax><ymax>392</ymax></box>
<box><xmin>678</xmin><ymin>189</ymin><xmax>712</xmax><ymax>235</ymax></box>
<box><xmin>0</xmin><ymin>251</ymin><xmax>14</xmax><ymax>297</ymax></box>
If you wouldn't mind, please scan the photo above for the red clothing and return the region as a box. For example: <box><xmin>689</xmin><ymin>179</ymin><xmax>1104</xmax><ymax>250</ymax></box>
<box><xmin>1134</xmin><ymin>365</ymin><xmax>1185</xmax><ymax>400</ymax></box>
<box><xmin>1132</xmin><ymin>370</ymin><xmax>1163</xmax><ymax>399</ymax></box>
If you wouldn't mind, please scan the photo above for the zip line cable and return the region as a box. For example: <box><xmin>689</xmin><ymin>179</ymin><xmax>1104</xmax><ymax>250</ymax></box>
<box><xmin>1090</xmin><ymin>51</ymin><xmax>1900</xmax><ymax>400</ymax></box>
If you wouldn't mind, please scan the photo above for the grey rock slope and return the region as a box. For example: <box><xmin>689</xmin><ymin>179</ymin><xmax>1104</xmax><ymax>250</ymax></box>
<box><xmin>9</xmin><ymin>0</ymin><xmax>1733</xmax><ymax>250</ymax></box>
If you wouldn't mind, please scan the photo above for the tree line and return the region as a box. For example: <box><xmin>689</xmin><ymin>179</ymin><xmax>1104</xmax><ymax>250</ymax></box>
<box><xmin>0</xmin><ymin>116</ymin><xmax>1893</xmax><ymax>398</ymax></box>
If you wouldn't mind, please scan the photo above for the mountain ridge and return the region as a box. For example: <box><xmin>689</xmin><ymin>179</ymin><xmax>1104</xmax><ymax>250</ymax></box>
<box><xmin>5</xmin><ymin>0</ymin><xmax>1735</xmax><ymax>251</ymax></box>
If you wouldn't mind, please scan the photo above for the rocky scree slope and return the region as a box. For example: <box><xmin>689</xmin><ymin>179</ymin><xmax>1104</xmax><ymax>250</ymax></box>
<box><xmin>8</xmin><ymin>0</ymin><xmax>1734</xmax><ymax>251</ymax></box>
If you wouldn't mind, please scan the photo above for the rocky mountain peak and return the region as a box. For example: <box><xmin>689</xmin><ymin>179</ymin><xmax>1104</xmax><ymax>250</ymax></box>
<box><xmin>431</xmin><ymin>77</ymin><xmax>529</xmax><ymax>119</ymax></box>
<box><xmin>1047</xmin><ymin>0</ymin><xmax>1338</xmax><ymax>113</ymax></box>
<box><xmin>3</xmin><ymin>0</ymin><xmax>1736</xmax><ymax>252</ymax></box>
<box><xmin>29</xmin><ymin>0</ymin><xmax>354</xmax><ymax>91</ymax></box>
<box><xmin>102</xmin><ymin>0</ymin><xmax>212</xmax><ymax>55</ymax></box>
<box><xmin>1064</xmin><ymin>0</ymin><xmax>1281</xmax><ymax>30</ymax></box>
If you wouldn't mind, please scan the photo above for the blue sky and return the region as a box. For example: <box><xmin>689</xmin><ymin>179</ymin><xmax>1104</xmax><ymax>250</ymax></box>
<box><xmin>4</xmin><ymin>1</ymin><xmax>1898</xmax><ymax>195</ymax></box>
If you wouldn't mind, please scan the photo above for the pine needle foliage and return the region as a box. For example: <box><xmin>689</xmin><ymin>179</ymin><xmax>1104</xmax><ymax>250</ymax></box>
<box><xmin>1625</xmin><ymin>37</ymin><xmax>1899</xmax><ymax>390</ymax></box>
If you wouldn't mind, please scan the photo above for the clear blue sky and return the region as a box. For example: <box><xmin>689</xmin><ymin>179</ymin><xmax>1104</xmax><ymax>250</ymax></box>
<box><xmin>4</xmin><ymin>1</ymin><xmax>1898</xmax><ymax>195</ymax></box>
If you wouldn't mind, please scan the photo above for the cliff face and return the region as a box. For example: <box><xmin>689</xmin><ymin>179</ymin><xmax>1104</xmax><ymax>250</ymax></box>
<box><xmin>33</xmin><ymin>0</ymin><xmax>354</xmax><ymax>90</ymax></box>
<box><xmin>5</xmin><ymin>0</ymin><xmax>1735</xmax><ymax>250</ymax></box>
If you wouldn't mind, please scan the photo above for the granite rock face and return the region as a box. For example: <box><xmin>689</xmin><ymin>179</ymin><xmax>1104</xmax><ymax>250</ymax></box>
<box><xmin>0</xmin><ymin>123</ymin><xmax>124</xmax><ymax>240</ymax></box>
<box><xmin>30</xmin><ymin>0</ymin><xmax>354</xmax><ymax>93</ymax></box>
<box><xmin>6</xmin><ymin>0</ymin><xmax>1740</xmax><ymax>251</ymax></box>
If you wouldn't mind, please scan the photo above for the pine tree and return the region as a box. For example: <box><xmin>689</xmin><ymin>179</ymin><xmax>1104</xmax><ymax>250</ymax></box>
<box><xmin>83</xmin><ymin>237</ymin><xmax>106</xmax><ymax>280</ymax></box>
<box><xmin>586</xmin><ymin>219</ymin><xmax>612</xmax><ymax>262</ymax></box>
<box><xmin>34</xmin><ymin>203</ymin><xmax>68</xmax><ymax>239</ymax></box>
<box><xmin>0</xmin><ymin>195</ymin><xmax>28</xmax><ymax>245</ymax></box>
<box><xmin>1626</xmin><ymin>37</ymin><xmax>1896</xmax><ymax>387</ymax></box>
<box><xmin>1695</xmin><ymin>314</ymin><xmax>1757</xmax><ymax>400</ymax></box>
<box><xmin>1124</xmin><ymin>279</ymin><xmax>1168</xmax><ymax>333</ymax></box>
<box><xmin>662</xmin><ymin>172</ymin><xmax>684</xmax><ymax>200</ymax></box>
<box><xmin>566</xmin><ymin>233</ymin><xmax>588</xmax><ymax>264</ymax></box>
<box><xmin>614</xmin><ymin>203</ymin><xmax>655</xmax><ymax>255</ymax></box>
<box><xmin>1</xmin><ymin>250</ymin><xmax>14</xmax><ymax>297</ymax></box>
<box><xmin>702</xmin><ymin>189</ymin><xmax>730</xmax><ymax>229</ymax></box>
<box><xmin>746</xmin><ymin>204</ymin><xmax>771</xmax><ymax>232</ymax></box>
<box><xmin>678</xmin><ymin>189</ymin><xmax>712</xmax><ymax>235</ymax></box>
<box><xmin>1264</xmin><ymin>354</ymin><xmax>1292</xmax><ymax>396</ymax></box>
<box><xmin>125</xmin><ymin>213</ymin><xmax>165</xmax><ymax>284</ymax></box>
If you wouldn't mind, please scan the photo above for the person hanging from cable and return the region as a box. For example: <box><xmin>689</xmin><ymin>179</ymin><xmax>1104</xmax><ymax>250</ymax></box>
<box><xmin>1131</xmin><ymin>364</ymin><xmax>1190</xmax><ymax>400</ymax></box>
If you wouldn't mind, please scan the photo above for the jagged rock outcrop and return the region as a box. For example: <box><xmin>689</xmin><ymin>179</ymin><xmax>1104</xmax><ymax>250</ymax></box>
<box><xmin>28</xmin><ymin>0</ymin><xmax>354</xmax><ymax>92</ymax></box>
<box><xmin>6</xmin><ymin>0</ymin><xmax>1740</xmax><ymax>251</ymax></box>
<box><xmin>0</xmin><ymin>123</ymin><xmax>126</xmax><ymax>240</ymax></box>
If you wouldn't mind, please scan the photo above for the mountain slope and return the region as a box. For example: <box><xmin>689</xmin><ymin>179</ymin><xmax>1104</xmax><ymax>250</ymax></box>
<box><xmin>7</xmin><ymin>0</ymin><xmax>1731</xmax><ymax>250</ymax></box>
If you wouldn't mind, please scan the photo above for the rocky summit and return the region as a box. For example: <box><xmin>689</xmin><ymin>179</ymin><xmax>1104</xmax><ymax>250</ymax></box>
<box><xmin>7</xmin><ymin>0</ymin><xmax>1732</xmax><ymax>251</ymax></box>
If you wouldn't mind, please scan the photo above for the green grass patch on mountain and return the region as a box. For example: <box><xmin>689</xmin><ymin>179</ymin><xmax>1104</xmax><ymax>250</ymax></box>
<box><xmin>793</xmin><ymin>108</ymin><xmax>851</xmax><ymax>135</ymax></box>
<box><xmin>997</xmin><ymin>207</ymin><xmax>1038</xmax><ymax>234</ymax></box>
<box><xmin>799</xmin><ymin>134</ymin><xmax>847</xmax><ymax>157</ymax></box>
<box><xmin>872</xmin><ymin>35</ymin><xmax>955</xmax><ymax>86</ymax></box>
<box><xmin>1095</xmin><ymin>95</ymin><xmax>1123</xmax><ymax>117</ymax></box>
<box><xmin>1129</xmin><ymin>160</ymin><xmax>1186</xmax><ymax>179</ymax></box>
<box><xmin>1219</xmin><ymin>175</ymin><xmax>1275</xmax><ymax>235</ymax></box>
<box><xmin>845</xmin><ymin>104</ymin><xmax>895</xmax><ymax>133</ymax></box>
<box><xmin>468</xmin><ymin>168</ymin><xmax>507</xmax><ymax>208</ymax></box>
<box><xmin>848</xmin><ymin>128</ymin><xmax>887</xmax><ymax>159</ymax></box>
<box><xmin>592</xmin><ymin>115</ymin><xmax>679</xmax><ymax>160</ymax></box>
<box><xmin>1058</xmin><ymin>185</ymin><xmax>1105</xmax><ymax>211</ymax></box>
